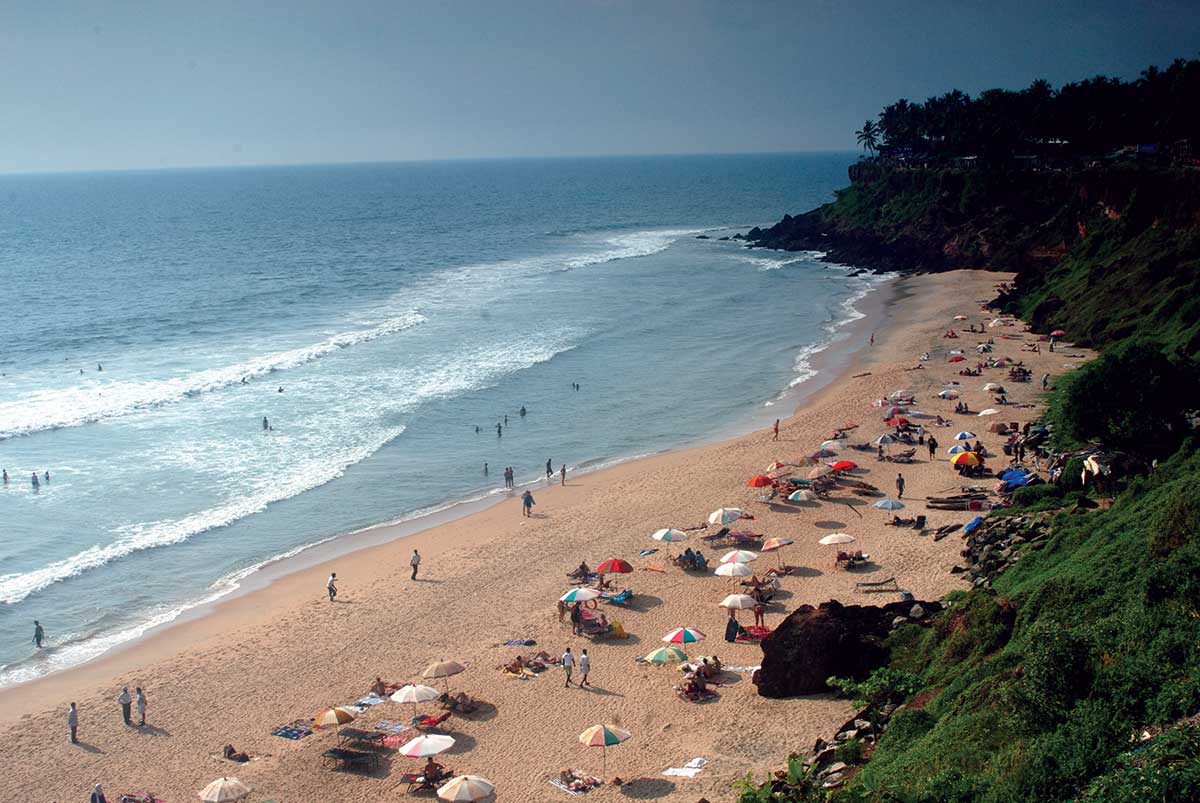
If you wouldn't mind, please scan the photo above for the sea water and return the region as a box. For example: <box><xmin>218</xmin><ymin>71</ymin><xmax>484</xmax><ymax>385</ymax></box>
<box><xmin>0</xmin><ymin>153</ymin><xmax>884</xmax><ymax>685</ymax></box>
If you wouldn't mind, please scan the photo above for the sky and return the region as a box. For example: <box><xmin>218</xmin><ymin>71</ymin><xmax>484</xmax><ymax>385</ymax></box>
<box><xmin>1</xmin><ymin>0</ymin><xmax>1198</xmax><ymax>173</ymax></box>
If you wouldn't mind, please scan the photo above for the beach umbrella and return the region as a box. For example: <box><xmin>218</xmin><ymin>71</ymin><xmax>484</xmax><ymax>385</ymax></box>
<box><xmin>561</xmin><ymin>587</ymin><xmax>601</xmax><ymax>603</ymax></box>
<box><xmin>578</xmin><ymin>724</ymin><xmax>632</xmax><ymax>777</ymax></box>
<box><xmin>886</xmin><ymin>417</ymin><xmax>910</xmax><ymax>428</ymax></box>
<box><xmin>874</xmin><ymin>499</ymin><xmax>905</xmax><ymax>511</ymax></box>
<box><xmin>788</xmin><ymin>489</ymin><xmax>817</xmax><ymax>502</ymax></box>
<box><xmin>714</xmin><ymin>562</ymin><xmax>753</xmax><ymax>578</ymax></box>
<box><xmin>954</xmin><ymin>431</ymin><xmax>976</xmax><ymax>440</ymax></box>
<box><xmin>422</xmin><ymin>659</ymin><xmax>467</xmax><ymax>693</ymax></box>
<box><xmin>642</xmin><ymin>646</ymin><xmax>687</xmax><ymax>665</ymax></box>
<box><xmin>199</xmin><ymin>777</ymin><xmax>251</xmax><ymax>803</ymax></box>
<box><xmin>953</xmin><ymin>315</ymin><xmax>969</xmax><ymax>321</ymax></box>
<box><xmin>596</xmin><ymin>558</ymin><xmax>633</xmax><ymax>575</ymax></box>
<box><xmin>398</xmin><ymin>734</ymin><xmax>456</xmax><ymax>758</ymax></box>
<box><xmin>651</xmin><ymin>528</ymin><xmax>688</xmax><ymax>542</ymax></box>
<box><xmin>948</xmin><ymin>355</ymin><xmax>965</xmax><ymax>363</ymax></box>
<box><xmin>809</xmin><ymin>448</ymin><xmax>840</xmax><ymax>460</ymax></box>
<box><xmin>829</xmin><ymin>460</ymin><xmax>857</xmax><ymax>472</ymax></box>
<box><xmin>313</xmin><ymin>706</ymin><xmax>356</xmax><ymax>727</ymax></box>
<box><xmin>437</xmin><ymin>775</ymin><xmax>496</xmax><ymax>802</ymax></box>
<box><xmin>746</xmin><ymin>474</ymin><xmax>774</xmax><ymax>488</ymax></box>
<box><xmin>720</xmin><ymin>549</ymin><xmax>759</xmax><ymax>564</ymax></box>
<box><xmin>949</xmin><ymin>349</ymin><xmax>963</xmax><ymax>356</ymax></box>
<box><xmin>881</xmin><ymin>407</ymin><xmax>906</xmax><ymax>419</ymax></box>
<box><xmin>982</xmin><ymin>383</ymin><xmax>1004</xmax><ymax>391</ymax></box>
<box><xmin>708</xmin><ymin>508</ymin><xmax>744</xmax><ymax>525</ymax></box>
<box><xmin>1050</xmin><ymin>329</ymin><xmax>1066</xmax><ymax>337</ymax></box>
<box><xmin>819</xmin><ymin>440</ymin><xmax>844</xmax><ymax>451</ymax></box>
<box><xmin>719</xmin><ymin>593</ymin><xmax>756</xmax><ymax>610</ymax></box>
<box><xmin>947</xmin><ymin>444</ymin><xmax>970</xmax><ymax>454</ymax></box>
<box><xmin>951</xmin><ymin>451</ymin><xmax>983</xmax><ymax>467</ymax></box>
<box><xmin>888</xmin><ymin>389</ymin><xmax>913</xmax><ymax>400</ymax></box>
<box><xmin>976</xmin><ymin>344</ymin><xmax>993</xmax><ymax>353</ymax></box>
<box><xmin>818</xmin><ymin>533</ymin><xmax>855</xmax><ymax>546</ymax></box>
<box><xmin>873</xmin><ymin>434</ymin><xmax>896</xmax><ymax>446</ymax></box>
<box><xmin>977</xmin><ymin>408</ymin><xmax>999</xmax><ymax>416</ymax></box>
<box><xmin>937</xmin><ymin>390</ymin><xmax>960</xmax><ymax>399</ymax></box>
<box><xmin>765</xmin><ymin>461</ymin><xmax>789</xmax><ymax>472</ymax></box>
<box><xmin>662</xmin><ymin>627</ymin><xmax>706</xmax><ymax>644</ymax></box>
<box><xmin>761</xmin><ymin>536</ymin><xmax>794</xmax><ymax>552</ymax></box>
<box><xmin>391</xmin><ymin>684</ymin><xmax>440</xmax><ymax>719</ymax></box>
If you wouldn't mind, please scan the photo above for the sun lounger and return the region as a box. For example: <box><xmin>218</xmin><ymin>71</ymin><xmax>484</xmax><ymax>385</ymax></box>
<box><xmin>321</xmin><ymin>747</ymin><xmax>378</xmax><ymax>772</ymax></box>
<box><xmin>118</xmin><ymin>794</ymin><xmax>165</xmax><ymax>803</ymax></box>
<box><xmin>855</xmin><ymin>576</ymin><xmax>899</xmax><ymax>593</ymax></box>
<box><xmin>405</xmin><ymin>769</ymin><xmax>454</xmax><ymax>794</ymax></box>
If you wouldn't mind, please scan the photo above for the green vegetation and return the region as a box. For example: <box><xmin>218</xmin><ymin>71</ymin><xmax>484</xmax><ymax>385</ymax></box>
<box><xmin>827</xmin><ymin>668</ymin><xmax>923</xmax><ymax>709</ymax></box>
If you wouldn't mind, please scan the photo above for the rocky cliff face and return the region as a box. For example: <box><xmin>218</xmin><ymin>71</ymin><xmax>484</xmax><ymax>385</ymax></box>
<box><xmin>753</xmin><ymin>599</ymin><xmax>943</xmax><ymax>698</ymax></box>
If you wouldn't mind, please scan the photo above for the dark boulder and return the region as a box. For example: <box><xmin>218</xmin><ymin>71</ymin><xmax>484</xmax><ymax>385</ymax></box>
<box><xmin>754</xmin><ymin>599</ymin><xmax>942</xmax><ymax>698</ymax></box>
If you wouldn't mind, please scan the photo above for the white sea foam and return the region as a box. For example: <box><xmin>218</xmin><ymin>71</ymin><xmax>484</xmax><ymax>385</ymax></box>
<box><xmin>734</xmin><ymin>251</ymin><xmax>824</xmax><ymax>271</ymax></box>
<box><xmin>0</xmin><ymin>311</ymin><xmax>427</xmax><ymax>441</ymax></box>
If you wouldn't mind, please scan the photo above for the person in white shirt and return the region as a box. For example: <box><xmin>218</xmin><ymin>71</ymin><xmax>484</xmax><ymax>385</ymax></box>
<box><xmin>561</xmin><ymin>647</ymin><xmax>574</xmax><ymax>687</ymax></box>
<box><xmin>411</xmin><ymin>549</ymin><xmax>421</xmax><ymax>580</ymax></box>
<box><xmin>135</xmin><ymin>687</ymin><xmax>147</xmax><ymax>726</ymax></box>
<box><xmin>117</xmin><ymin>687</ymin><xmax>132</xmax><ymax>725</ymax></box>
<box><xmin>327</xmin><ymin>573</ymin><xmax>337</xmax><ymax>602</ymax></box>
<box><xmin>578</xmin><ymin>648</ymin><xmax>591</xmax><ymax>687</ymax></box>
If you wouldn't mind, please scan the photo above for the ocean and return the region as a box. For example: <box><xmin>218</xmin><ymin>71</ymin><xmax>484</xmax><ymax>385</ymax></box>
<box><xmin>0</xmin><ymin>152</ymin><xmax>885</xmax><ymax>686</ymax></box>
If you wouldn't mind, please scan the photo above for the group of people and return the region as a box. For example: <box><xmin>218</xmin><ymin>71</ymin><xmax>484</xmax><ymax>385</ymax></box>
<box><xmin>68</xmin><ymin>686</ymin><xmax>148</xmax><ymax>745</ymax></box>
<box><xmin>675</xmin><ymin>547</ymin><xmax>708</xmax><ymax>570</ymax></box>
<box><xmin>3</xmin><ymin>469</ymin><xmax>50</xmax><ymax>489</ymax></box>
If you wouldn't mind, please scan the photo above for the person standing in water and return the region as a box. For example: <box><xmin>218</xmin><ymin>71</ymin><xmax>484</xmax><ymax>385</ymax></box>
<box><xmin>2</xmin><ymin>469</ymin><xmax>8</xmax><ymax>486</ymax></box>
<box><xmin>870</xmin><ymin>332</ymin><xmax>875</xmax><ymax>347</ymax></box>
<box><xmin>31</xmin><ymin>472</ymin><xmax>40</xmax><ymax>491</ymax></box>
<box><xmin>545</xmin><ymin>458</ymin><xmax>553</xmax><ymax>479</ymax></box>
<box><xmin>33</xmin><ymin>620</ymin><xmax>45</xmax><ymax>649</ymax></box>
<box><xmin>560</xmin><ymin>464</ymin><xmax>567</xmax><ymax>486</ymax></box>
<box><xmin>263</xmin><ymin>416</ymin><xmax>269</xmax><ymax>431</ymax></box>
<box><xmin>43</xmin><ymin>470</ymin><xmax>50</xmax><ymax>484</ymax></box>
<box><xmin>519</xmin><ymin>406</ymin><xmax>527</xmax><ymax>417</ymax></box>
<box><xmin>483</xmin><ymin>462</ymin><xmax>488</xmax><ymax>477</ymax></box>
<box><xmin>496</xmin><ymin>422</ymin><xmax>502</xmax><ymax>437</ymax></box>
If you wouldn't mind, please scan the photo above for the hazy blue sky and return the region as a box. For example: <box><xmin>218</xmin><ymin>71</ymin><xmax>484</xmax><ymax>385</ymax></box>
<box><xmin>2</xmin><ymin>1</ymin><xmax>1198</xmax><ymax>173</ymax></box>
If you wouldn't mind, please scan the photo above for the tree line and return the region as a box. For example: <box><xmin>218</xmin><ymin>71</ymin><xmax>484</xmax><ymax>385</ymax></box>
<box><xmin>855</xmin><ymin>56</ymin><xmax>1200</xmax><ymax>164</ymax></box>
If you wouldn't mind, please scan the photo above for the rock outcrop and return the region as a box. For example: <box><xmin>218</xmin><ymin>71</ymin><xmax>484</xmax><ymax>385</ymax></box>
<box><xmin>754</xmin><ymin>599</ymin><xmax>943</xmax><ymax>698</ymax></box>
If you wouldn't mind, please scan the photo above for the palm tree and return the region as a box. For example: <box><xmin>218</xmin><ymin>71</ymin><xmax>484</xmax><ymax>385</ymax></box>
<box><xmin>856</xmin><ymin>120</ymin><xmax>880</xmax><ymax>155</ymax></box>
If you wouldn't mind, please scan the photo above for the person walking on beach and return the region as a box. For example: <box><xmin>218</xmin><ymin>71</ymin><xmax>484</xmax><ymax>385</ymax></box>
<box><xmin>521</xmin><ymin>490</ymin><xmax>535</xmax><ymax>517</ymax></box>
<box><xmin>561</xmin><ymin>647</ymin><xmax>574</xmax><ymax>687</ymax></box>
<box><xmin>410</xmin><ymin>549</ymin><xmax>421</xmax><ymax>580</ymax></box>
<box><xmin>1041</xmin><ymin>373</ymin><xmax>1050</xmax><ymax>391</ymax></box>
<box><xmin>869</xmin><ymin>332</ymin><xmax>875</xmax><ymax>346</ymax></box>
<box><xmin>545</xmin><ymin>458</ymin><xmax>553</xmax><ymax>479</ymax></box>
<box><xmin>772</xmin><ymin>419</ymin><xmax>780</xmax><ymax>441</ymax></box>
<box><xmin>33</xmin><ymin>620</ymin><xmax>45</xmax><ymax>649</ymax></box>
<box><xmin>327</xmin><ymin>572</ymin><xmax>338</xmax><ymax>602</ymax></box>
<box><xmin>135</xmin><ymin>687</ymin><xmax>147</xmax><ymax>726</ymax></box>
<box><xmin>68</xmin><ymin>702</ymin><xmax>78</xmax><ymax>744</ymax></box>
<box><xmin>896</xmin><ymin>473</ymin><xmax>906</xmax><ymax>499</ymax></box>
<box><xmin>578</xmin><ymin>648</ymin><xmax>591</xmax><ymax>687</ymax></box>
<box><xmin>118</xmin><ymin>687</ymin><xmax>132</xmax><ymax>725</ymax></box>
<box><xmin>560</xmin><ymin>464</ymin><xmax>566</xmax><ymax>486</ymax></box>
<box><xmin>927</xmin><ymin>435</ymin><xmax>938</xmax><ymax>460</ymax></box>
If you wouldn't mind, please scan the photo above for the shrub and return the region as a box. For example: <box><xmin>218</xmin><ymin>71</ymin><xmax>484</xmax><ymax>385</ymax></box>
<box><xmin>828</xmin><ymin>667</ymin><xmax>923</xmax><ymax>707</ymax></box>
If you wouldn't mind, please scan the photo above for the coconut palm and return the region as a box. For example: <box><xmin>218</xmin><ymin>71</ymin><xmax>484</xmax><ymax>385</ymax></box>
<box><xmin>856</xmin><ymin>120</ymin><xmax>880</xmax><ymax>155</ymax></box>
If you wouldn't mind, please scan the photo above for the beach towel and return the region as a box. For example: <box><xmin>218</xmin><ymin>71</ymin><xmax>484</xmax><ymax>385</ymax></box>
<box><xmin>723</xmin><ymin>665</ymin><xmax>760</xmax><ymax>672</ymax></box>
<box><xmin>271</xmin><ymin>725</ymin><xmax>312</xmax><ymax>740</ymax></box>
<box><xmin>355</xmin><ymin>695</ymin><xmax>386</xmax><ymax>706</ymax></box>
<box><xmin>504</xmin><ymin>639</ymin><xmax>537</xmax><ymax>646</ymax></box>
<box><xmin>549</xmin><ymin>780</ymin><xmax>584</xmax><ymax>796</ymax></box>
<box><xmin>638</xmin><ymin>548</ymin><xmax>658</xmax><ymax>556</ymax></box>
<box><xmin>643</xmin><ymin>566</ymin><xmax>666</xmax><ymax>573</ymax></box>
<box><xmin>685</xmin><ymin>758</ymin><xmax>709</xmax><ymax>768</ymax></box>
<box><xmin>663</xmin><ymin>767</ymin><xmax>703</xmax><ymax>778</ymax></box>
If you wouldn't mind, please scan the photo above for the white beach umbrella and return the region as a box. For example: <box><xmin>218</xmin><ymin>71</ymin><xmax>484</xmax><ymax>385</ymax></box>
<box><xmin>977</xmin><ymin>408</ymin><xmax>1000</xmax><ymax>416</ymax></box>
<box><xmin>437</xmin><ymin>775</ymin><xmax>496</xmax><ymax>802</ymax></box>
<box><xmin>937</xmin><ymin>389</ymin><xmax>959</xmax><ymax>399</ymax></box>
<box><xmin>719</xmin><ymin>593</ymin><xmax>757</xmax><ymax>610</ymax></box>
<box><xmin>719</xmin><ymin>549</ymin><xmax>759</xmax><ymax>564</ymax></box>
<box><xmin>788</xmin><ymin>489</ymin><xmax>817</xmax><ymax>502</ymax></box>
<box><xmin>874</xmin><ymin>434</ymin><xmax>896</xmax><ymax>446</ymax></box>
<box><xmin>714</xmin><ymin>562</ymin><xmax>753</xmax><ymax>578</ymax></box>
<box><xmin>392</xmin><ymin>684</ymin><xmax>440</xmax><ymax>719</ymax></box>
<box><xmin>560</xmin><ymin>587</ymin><xmax>601</xmax><ymax>603</ymax></box>
<box><xmin>707</xmin><ymin>508</ymin><xmax>744</xmax><ymax>525</ymax></box>
<box><xmin>398</xmin><ymin>734</ymin><xmax>456</xmax><ymax>758</ymax></box>
<box><xmin>651</xmin><ymin>528</ymin><xmax>688</xmax><ymax>542</ymax></box>
<box><xmin>819</xmin><ymin>440</ymin><xmax>844</xmax><ymax>451</ymax></box>
<box><xmin>199</xmin><ymin>778</ymin><xmax>251</xmax><ymax>803</ymax></box>
<box><xmin>818</xmin><ymin>533</ymin><xmax>855</xmax><ymax>546</ymax></box>
<box><xmin>954</xmin><ymin>431</ymin><xmax>977</xmax><ymax>440</ymax></box>
<box><xmin>982</xmin><ymin>383</ymin><xmax>1004</xmax><ymax>391</ymax></box>
<box><xmin>422</xmin><ymin>659</ymin><xmax>467</xmax><ymax>692</ymax></box>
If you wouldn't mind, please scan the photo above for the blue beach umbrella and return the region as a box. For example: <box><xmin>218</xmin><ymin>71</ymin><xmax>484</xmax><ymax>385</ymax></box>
<box><xmin>948</xmin><ymin>444</ymin><xmax>970</xmax><ymax>454</ymax></box>
<box><xmin>874</xmin><ymin>499</ymin><xmax>905</xmax><ymax>511</ymax></box>
<box><xmin>954</xmin><ymin>431</ymin><xmax>977</xmax><ymax>440</ymax></box>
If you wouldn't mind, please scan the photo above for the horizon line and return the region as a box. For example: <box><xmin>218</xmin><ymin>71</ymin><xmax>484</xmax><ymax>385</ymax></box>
<box><xmin>0</xmin><ymin>147</ymin><xmax>858</xmax><ymax>179</ymax></box>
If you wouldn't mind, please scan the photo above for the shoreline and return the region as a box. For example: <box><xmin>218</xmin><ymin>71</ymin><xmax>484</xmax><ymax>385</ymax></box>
<box><xmin>0</xmin><ymin>268</ymin><xmax>1077</xmax><ymax>803</ymax></box>
<box><xmin>0</xmin><ymin>268</ymin><xmax>897</xmax><ymax>700</ymax></box>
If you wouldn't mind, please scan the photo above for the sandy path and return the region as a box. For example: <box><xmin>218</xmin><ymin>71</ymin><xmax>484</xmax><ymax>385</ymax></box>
<box><xmin>0</xmin><ymin>270</ymin><xmax>1089</xmax><ymax>802</ymax></box>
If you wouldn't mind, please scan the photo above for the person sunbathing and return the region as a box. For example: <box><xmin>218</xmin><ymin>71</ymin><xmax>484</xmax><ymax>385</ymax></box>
<box><xmin>766</xmin><ymin>564</ymin><xmax>802</xmax><ymax>577</ymax></box>
<box><xmin>423</xmin><ymin>757</ymin><xmax>447</xmax><ymax>782</ymax></box>
<box><xmin>370</xmin><ymin>677</ymin><xmax>402</xmax><ymax>696</ymax></box>
<box><xmin>750</xmin><ymin>586</ymin><xmax>775</xmax><ymax>605</ymax></box>
<box><xmin>224</xmin><ymin>744</ymin><xmax>250</xmax><ymax>763</ymax></box>
<box><xmin>504</xmin><ymin>655</ymin><xmax>527</xmax><ymax>674</ymax></box>
<box><xmin>567</xmin><ymin>561</ymin><xmax>591</xmax><ymax>580</ymax></box>
<box><xmin>740</xmin><ymin>574</ymin><xmax>767</xmax><ymax>589</ymax></box>
<box><xmin>446</xmin><ymin>691</ymin><xmax>475</xmax><ymax>712</ymax></box>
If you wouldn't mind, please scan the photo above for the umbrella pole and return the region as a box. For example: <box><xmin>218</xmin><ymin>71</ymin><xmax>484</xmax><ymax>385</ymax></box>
<box><xmin>603</xmin><ymin>744</ymin><xmax>607</xmax><ymax>778</ymax></box>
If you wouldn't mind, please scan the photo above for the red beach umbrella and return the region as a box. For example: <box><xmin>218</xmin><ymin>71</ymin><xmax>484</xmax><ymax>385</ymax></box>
<box><xmin>948</xmin><ymin>355</ymin><xmax>966</xmax><ymax>363</ymax></box>
<box><xmin>886</xmin><ymin>416</ymin><xmax>910</xmax><ymax>427</ymax></box>
<box><xmin>830</xmin><ymin>460</ymin><xmax>857</xmax><ymax>472</ymax></box>
<box><xmin>1050</xmin><ymin>329</ymin><xmax>1066</xmax><ymax>337</ymax></box>
<box><xmin>596</xmin><ymin>558</ymin><xmax>633</xmax><ymax>575</ymax></box>
<box><xmin>746</xmin><ymin>475</ymin><xmax>774</xmax><ymax>488</ymax></box>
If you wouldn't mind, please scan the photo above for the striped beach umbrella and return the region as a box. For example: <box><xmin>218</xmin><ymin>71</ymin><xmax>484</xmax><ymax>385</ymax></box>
<box><xmin>560</xmin><ymin>587</ymin><xmax>600</xmax><ymax>603</ymax></box>
<box><xmin>199</xmin><ymin>777</ymin><xmax>251</xmax><ymax>803</ymax></box>
<box><xmin>578</xmin><ymin>724</ymin><xmax>632</xmax><ymax>776</ymax></box>
<box><xmin>642</xmin><ymin>647</ymin><xmax>687</xmax><ymax>665</ymax></box>
<box><xmin>810</xmin><ymin>448</ymin><xmax>839</xmax><ymax>460</ymax></box>
<box><xmin>707</xmin><ymin>508</ymin><xmax>744</xmax><ymax>525</ymax></box>
<box><xmin>948</xmin><ymin>444</ymin><xmax>970</xmax><ymax>454</ymax></box>
<box><xmin>788</xmin><ymin>489</ymin><xmax>817</xmax><ymax>502</ymax></box>
<box><xmin>714</xmin><ymin>562</ymin><xmax>753</xmax><ymax>578</ymax></box>
<box><xmin>952</xmin><ymin>451</ymin><xmax>983</xmax><ymax>467</ymax></box>
<box><xmin>596</xmin><ymin>558</ymin><xmax>632</xmax><ymax>575</ymax></box>
<box><xmin>437</xmin><ymin>775</ymin><xmax>495</xmax><ymax>802</ymax></box>
<box><xmin>954</xmin><ymin>431</ymin><xmax>976</xmax><ymax>440</ymax></box>
<box><xmin>651</xmin><ymin>528</ymin><xmax>688</xmax><ymax>542</ymax></box>
<box><xmin>937</xmin><ymin>389</ymin><xmax>959</xmax><ymax>399</ymax></box>
<box><xmin>761</xmin><ymin>537</ymin><xmax>794</xmax><ymax>552</ymax></box>
<box><xmin>765</xmin><ymin>460</ymin><xmax>789</xmax><ymax>472</ymax></box>
<box><xmin>398</xmin><ymin>734</ymin><xmax>455</xmax><ymax>758</ymax></box>
<box><xmin>819</xmin><ymin>440</ymin><xmax>844</xmax><ymax>451</ymax></box>
<box><xmin>313</xmin><ymin>706</ymin><xmax>356</xmax><ymax>727</ymax></box>
<box><xmin>807</xmin><ymin>465</ymin><xmax>832</xmax><ymax>479</ymax></box>
<box><xmin>662</xmin><ymin>627</ymin><xmax>706</xmax><ymax>644</ymax></box>
<box><xmin>874</xmin><ymin>434</ymin><xmax>897</xmax><ymax>446</ymax></box>
<box><xmin>720</xmin><ymin>549</ymin><xmax>759</xmax><ymax>564</ymax></box>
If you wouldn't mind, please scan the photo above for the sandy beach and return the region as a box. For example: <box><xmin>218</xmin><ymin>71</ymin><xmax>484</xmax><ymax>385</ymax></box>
<box><xmin>0</xmin><ymin>269</ymin><xmax>1090</xmax><ymax>803</ymax></box>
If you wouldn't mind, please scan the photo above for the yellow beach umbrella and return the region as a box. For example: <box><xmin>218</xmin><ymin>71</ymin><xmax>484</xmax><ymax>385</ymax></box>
<box><xmin>643</xmin><ymin>646</ymin><xmax>687</xmax><ymax>665</ymax></box>
<box><xmin>313</xmin><ymin>706</ymin><xmax>355</xmax><ymax>728</ymax></box>
<box><xmin>951</xmin><ymin>451</ymin><xmax>983</xmax><ymax>467</ymax></box>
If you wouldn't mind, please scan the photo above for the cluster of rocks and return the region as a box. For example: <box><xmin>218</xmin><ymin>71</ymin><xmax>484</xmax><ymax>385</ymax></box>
<box><xmin>804</xmin><ymin>702</ymin><xmax>904</xmax><ymax>789</ymax></box>
<box><xmin>952</xmin><ymin>512</ymin><xmax>1052</xmax><ymax>587</ymax></box>
<box><xmin>753</xmin><ymin>599</ymin><xmax>942</xmax><ymax>698</ymax></box>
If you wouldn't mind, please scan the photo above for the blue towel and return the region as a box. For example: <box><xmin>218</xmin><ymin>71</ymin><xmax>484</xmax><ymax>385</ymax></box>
<box><xmin>639</xmin><ymin>548</ymin><xmax>658</xmax><ymax>556</ymax></box>
<box><xmin>505</xmin><ymin>638</ymin><xmax>536</xmax><ymax>646</ymax></box>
